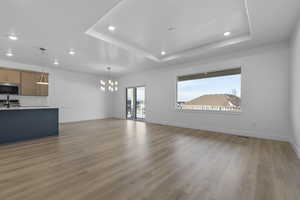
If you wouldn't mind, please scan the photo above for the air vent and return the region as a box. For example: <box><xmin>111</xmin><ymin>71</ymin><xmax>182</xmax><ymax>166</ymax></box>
<box><xmin>238</xmin><ymin>136</ymin><xmax>250</xmax><ymax>139</ymax></box>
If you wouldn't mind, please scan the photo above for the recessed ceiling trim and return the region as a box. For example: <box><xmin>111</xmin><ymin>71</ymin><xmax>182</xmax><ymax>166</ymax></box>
<box><xmin>86</xmin><ymin>28</ymin><xmax>161</xmax><ymax>62</ymax></box>
<box><xmin>85</xmin><ymin>0</ymin><xmax>160</xmax><ymax>62</ymax></box>
<box><xmin>243</xmin><ymin>0</ymin><xmax>254</xmax><ymax>36</ymax></box>
<box><xmin>87</xmin><ymin>0</ymin><xmax>127</xmax><ymax>29</ymax></box>
<box><xmin>161</xmin><ymin>35</ymin><xmax>252</xmax><ymax>62</ymax></box>
<box><xmin>85</xmin><ymin>0</ymin><xmax>252</xmax><ymax>62</ymax></box>
<box><xmin>85</xmin><ymin>0</ymin><xmax>162</xmax><ymax>61</ymax></box>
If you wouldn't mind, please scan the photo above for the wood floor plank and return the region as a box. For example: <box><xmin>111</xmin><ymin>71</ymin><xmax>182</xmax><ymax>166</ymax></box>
<box><xmin>0</xmin><ymin>119</ymin><xmax>299</xmax><ymax>200</ymax></box>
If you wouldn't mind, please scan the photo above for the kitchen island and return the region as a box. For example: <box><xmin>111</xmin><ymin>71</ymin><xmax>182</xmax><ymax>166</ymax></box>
<box><xmin>0</xmin><ymin>107</ymin><xmax>59</xmax><ymax>144</ymax></box>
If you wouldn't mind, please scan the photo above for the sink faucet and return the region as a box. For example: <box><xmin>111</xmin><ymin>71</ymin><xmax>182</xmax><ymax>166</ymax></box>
<box><xmin>4</xmin><ymin>95</ymin><xmax>10</xmax><ymax>108</ymax></box>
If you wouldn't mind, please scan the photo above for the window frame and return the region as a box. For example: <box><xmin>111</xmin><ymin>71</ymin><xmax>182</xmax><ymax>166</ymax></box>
<box><xmin>174</xmin><ymin>66</ymin><xmax>242</xmax><ymax>114</ymax></box>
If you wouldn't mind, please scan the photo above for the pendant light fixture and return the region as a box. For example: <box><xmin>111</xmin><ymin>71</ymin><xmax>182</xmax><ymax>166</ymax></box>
<box><xmin>36</xmin><ymin>72</ymin><xmax>48</xmax><ymax>85</ymax></box>
<box><xmin>36</xmin><ymin>47</ymin><xmax>49</xmax><ymax>85</ymax></box>
<box><xmin>100</xmin><ymin>67</ymin><xmax>118</xmax><ymax>92</ymax></box>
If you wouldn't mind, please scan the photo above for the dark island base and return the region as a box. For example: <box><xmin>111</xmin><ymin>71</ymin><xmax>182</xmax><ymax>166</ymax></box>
<box><xmin>0</xmin><ymin>108</ymin><xmax>59</xmax><ymax>144</ymax></box>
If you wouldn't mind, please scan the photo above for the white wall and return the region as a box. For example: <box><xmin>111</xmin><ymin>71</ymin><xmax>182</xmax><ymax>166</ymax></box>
<box><xmin>112</xmin><ymin>42</ymin><xmax>291</xmax><ymax>141</ymax></box>
<box><xmin>290</xmin><ymin>18</ymin><xmax>300</xmax><ymax>156</ymax></box>
<box><xmin>0</xmin><ymin>43</ymin><xmax>292</xmax><ymax>142</ymax></box>
<box><xmin>0</xmin><ymin>60</ymin><xmax>111</xmax><ymax>123</ymax></box>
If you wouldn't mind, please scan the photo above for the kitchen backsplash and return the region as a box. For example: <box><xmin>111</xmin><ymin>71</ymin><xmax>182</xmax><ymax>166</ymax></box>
<box><xmin>0</xmin><ymin>95</ymin><xmax>48</xmax><ymax>106</ymax></box>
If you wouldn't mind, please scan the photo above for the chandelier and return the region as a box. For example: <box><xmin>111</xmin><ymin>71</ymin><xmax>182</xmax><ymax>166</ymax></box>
<box><xmin>100</xmin><ymin>67</ymin><xmax>118</xmax><ymax>92</ymax></box>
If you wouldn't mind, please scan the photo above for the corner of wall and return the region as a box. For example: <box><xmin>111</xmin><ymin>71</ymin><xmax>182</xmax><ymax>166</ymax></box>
<box><xmin>291</xmin><ymin>142</ymin><xmax>300</xmax><ymax>159</ymax></box>
<box><xmin>289</xmin><ymin>16</ymin><xmax>300</xmax><ymax>159</ymax></box>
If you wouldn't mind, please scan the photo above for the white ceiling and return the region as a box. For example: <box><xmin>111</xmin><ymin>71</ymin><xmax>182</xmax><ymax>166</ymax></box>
<box><xmin>87</xmin><ymin>0</ymin><xmax>251</xmax><ymax>61</ymax></box>
<box><xmin>0</xmin><ymin>0</ymin><xmax>299</xmax><ymax>76</ymax></box>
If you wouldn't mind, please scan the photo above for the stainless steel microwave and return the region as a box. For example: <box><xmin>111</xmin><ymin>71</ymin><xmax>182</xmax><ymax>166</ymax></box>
<box><xmin>0</xmin><ymin>83</ymin><xmax>19</xmax><ymax>95</ymax></box>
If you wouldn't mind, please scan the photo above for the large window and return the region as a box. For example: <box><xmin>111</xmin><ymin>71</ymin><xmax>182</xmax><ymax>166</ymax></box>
<box><xmin>177</xmin><ymin>68</ymin><xmax>241</xmax><ymax>112</ymax></box>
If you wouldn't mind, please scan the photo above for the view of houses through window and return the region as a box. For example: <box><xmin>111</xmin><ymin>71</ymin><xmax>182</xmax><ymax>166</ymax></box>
<box><xmin>177</xmin><ymin>68</ymin><xmax>241</xmax><ymax>112</ymax></box>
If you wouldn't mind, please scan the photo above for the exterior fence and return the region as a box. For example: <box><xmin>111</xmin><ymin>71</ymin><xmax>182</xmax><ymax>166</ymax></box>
<box><xmin>178</xmin><ymin>104</ymin><xmax>240</xmax><ymax>112</ymax></box>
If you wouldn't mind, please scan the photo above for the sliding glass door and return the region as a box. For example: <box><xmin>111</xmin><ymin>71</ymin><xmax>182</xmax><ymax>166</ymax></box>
<box><xmin>136</xmin><ymin>87</ymin><xmax>145</xmax><ymax>120</ymax></box>
<box><xmin>126</xmin><ymin>87</ymin><xmax>145</xmax><ymax>120</ymax></box>
<box><xmin>126</xmin><ymin>88</ymin><xmax>135</xmax><ymax>120</ymax></box>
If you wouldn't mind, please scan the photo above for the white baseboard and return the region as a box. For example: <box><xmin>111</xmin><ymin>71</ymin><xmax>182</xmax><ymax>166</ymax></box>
<box><xmin>60</xmin><ymin>117</ymin><xmax>111</xmax><ymax>124</ymax></box>
<box><xmin>145</xmin><ymin>120</ymin><xmax>290</xmax><ymax>142</ymax></box>
<box><xmin>62</xmin><ymin>117</ymin><xmax>299</xmax><ymax>158</ymax></box>
<box><xmin>108</xmin><ymin>117</ymin><xmax>290</xmax><ymax>142</ymax></box>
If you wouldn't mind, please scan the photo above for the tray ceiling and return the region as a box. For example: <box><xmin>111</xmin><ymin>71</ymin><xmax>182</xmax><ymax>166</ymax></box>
<box><xmin>86</xmin><ymin>0</ymin><xmax>251</xmax><ymax>61</ymax></box>
<box><xmin>0</xmin><ymin>0</ymin><xmax>299</xmax><ymax>75</ymax></box>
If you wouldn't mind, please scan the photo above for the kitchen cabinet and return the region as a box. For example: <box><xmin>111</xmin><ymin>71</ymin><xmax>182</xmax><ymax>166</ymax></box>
<box><xmin>0</xmin><ymin>108</ymin><xmax>59</xmax><ymax>144</ymax></box>
<box><xmin>36</xmin><ymin>73</ymin><xmax>48</xmax><ymax>96</ymax></box>
<box><xmin>21</xmin><ymin>71</ymin><xmax>49</xmax><ymax>96</ymax></box>
<box><xmin>0</xmin><ymin>68</ymin><xmax>21</xmax><ymax>84</ymax></box>
<box><xmin>0</xmin><ymin>67</ymin><xmax>49</xmax><ymax>96</ymax></box>
<box><xmin>21</xmin><ymin>71</ymin><xmax>37</xmax><ymax>96</ymax></box>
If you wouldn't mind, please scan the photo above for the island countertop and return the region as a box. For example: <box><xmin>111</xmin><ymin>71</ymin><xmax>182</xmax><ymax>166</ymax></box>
<box><xmin>0</xmin><ymin>106</ymin><xmax>58</xmax><ymax>111</ymax></box>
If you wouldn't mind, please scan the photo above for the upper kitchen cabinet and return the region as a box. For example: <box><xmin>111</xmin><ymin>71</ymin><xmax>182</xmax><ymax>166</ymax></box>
<box><xmin>0</xmin><ymin>68</ymin><xmax>21</xmax><ymax>84</ymax></box>
<box><xmin>21</xmin><ymin>71</ymin><xmax>37</xmax><ymax>96</ymax></box>
<box><xmin>0</xmin><ymin>67</ymin><xmax>49</xmax><ymax>96</ymax></box>
<box><xmin>36</xmin><ymin>73</ymin><xmax>49</xmax><ymax>96</ymax></box>
<box><xmin>21</xmin><ymin>71</ymin><xmax>49</xmax><ymax>96</ymax></box>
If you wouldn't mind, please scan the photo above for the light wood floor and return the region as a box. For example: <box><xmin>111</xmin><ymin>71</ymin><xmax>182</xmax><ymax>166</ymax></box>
<box><xmin>1</xmin><ymin>119</ymin><xmax>300</xmax><ymax>200</ymax></box>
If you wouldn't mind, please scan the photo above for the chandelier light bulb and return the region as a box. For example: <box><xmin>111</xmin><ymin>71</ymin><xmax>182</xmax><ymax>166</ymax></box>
<box><xmin>54</xmin><ymin>59</ymin><xmax>59</xmax><ymax>65</ymax></box>
<box><xmin>6</xmin><ymin>50</ymin><xmax>13</xmax><ymax>57</ymax></box>
<box><xmin>8</xmin><ymin>34</ymin><xmax>18</xmax><ymax>41</ymax></box>
<box><xmin>100</xmin><ymin>80</ymin><xmax>106</xmax><ymax>86</ymax></box>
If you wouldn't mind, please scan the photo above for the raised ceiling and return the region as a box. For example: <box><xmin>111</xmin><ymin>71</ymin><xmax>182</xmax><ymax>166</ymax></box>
<box><xmin>86</xmin><ymin>0</ymin><xmax>251</xmax><ymax>61</ymax></box>
<box><xmin>0</xmin><ymin>0</ymin><xmax>299</xmax><ymax>75</ymax></box>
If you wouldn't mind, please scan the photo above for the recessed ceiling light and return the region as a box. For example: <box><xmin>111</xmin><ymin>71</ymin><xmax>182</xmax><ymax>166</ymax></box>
<box><xmin>69</xmin><ymin>49</ymin><xmax>75</xmax><ymax>55</ymax></box>
<box><xmin>8</xmin><ymin>34</ymin><xmax>18</xmax><ymax>41</ymax></box>
<box><xmin>108</xmin><ymin>26</ymin><xmax>116</xmax><ymax>32</ymax></box>
<box><xmin>224</xmin><ymin>32</ymin><xmax>231</xmax><ymax>36</ymax></box>
<box><xmin>161</xmin><ymin>51</ymin><xmax>166</xmax><ymax>55</ymax></box>
<box><xmin>168</xmin><ymin>27</ymin><xmax>176</xmax><ymax>31</ymax></box>
<box><xmin>6</xmin><ymin>50</ymin><xmax>13</xmax><ymax>57</ymax></box>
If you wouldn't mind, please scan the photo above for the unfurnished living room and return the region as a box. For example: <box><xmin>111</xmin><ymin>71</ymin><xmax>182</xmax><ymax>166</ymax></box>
<box><xmin>1</xmin><ymin>0</ymin><xmax>300</xmax><ymax>199</ymax></box>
